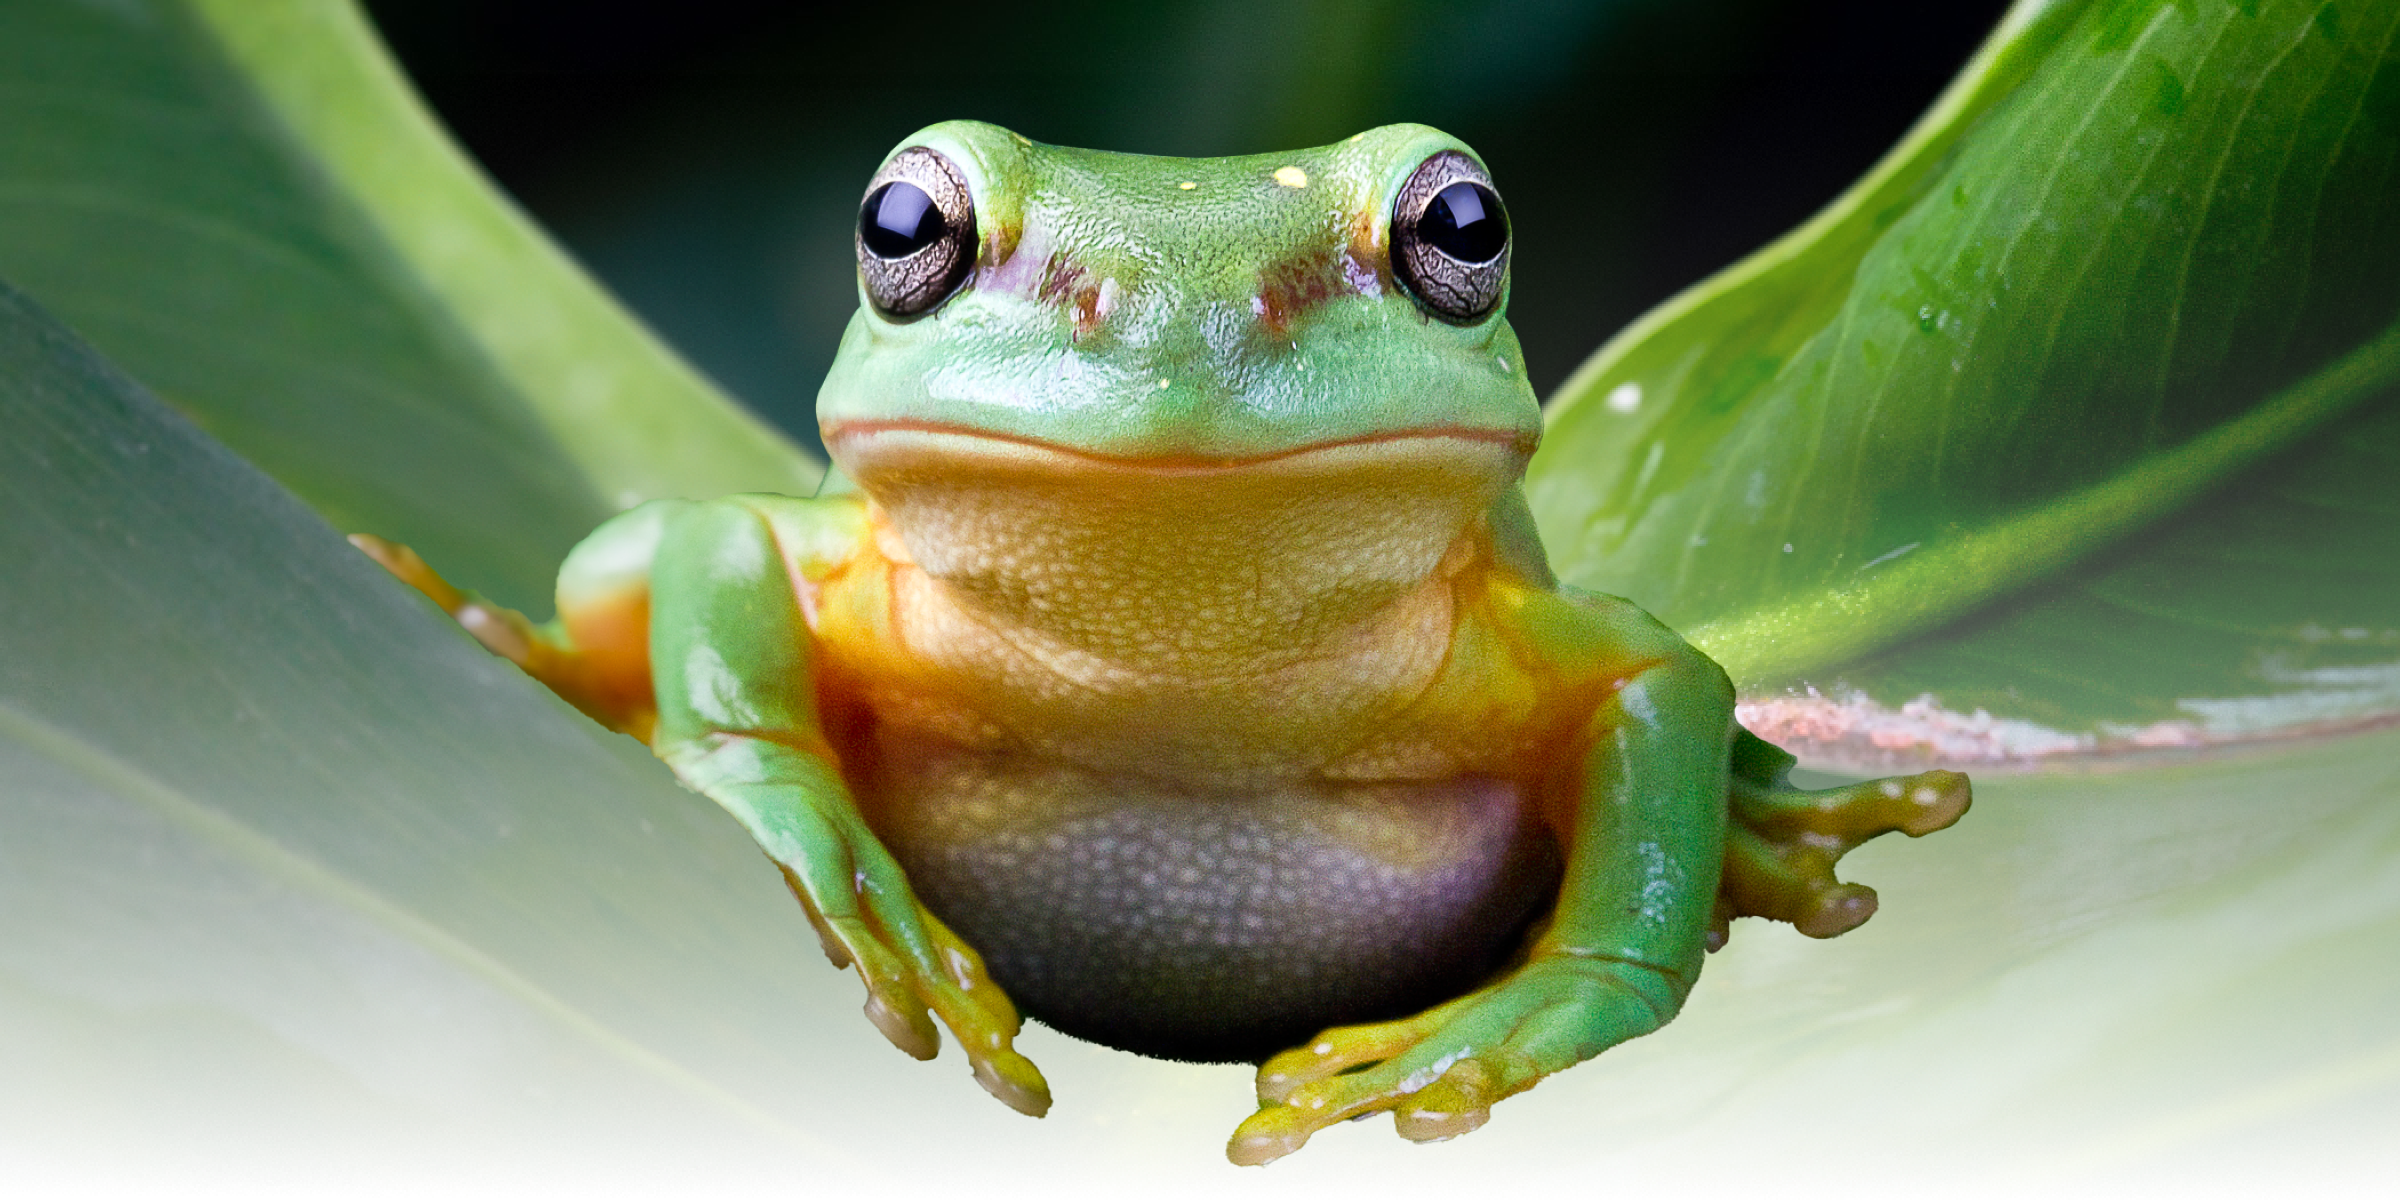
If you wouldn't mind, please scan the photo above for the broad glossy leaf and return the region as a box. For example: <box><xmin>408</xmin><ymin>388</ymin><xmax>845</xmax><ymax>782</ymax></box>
<box><xmin>1528</xmin><ymin>0</ymin><xmax>2400</xmax><ymax>740</ymax></box>
<box><xmin>0</xmin><ymin>278</ymin><xmax>861</xmax><ymax>1190</ymax></box>
<box><xmin>0</xmin><ymin>0</ymin><xmax>818</xmax><ymax>612</ymax></box>
<box><xmin>1748</xmin><ymin>396</ymin><xmax>2400</xmax><ymax>763</ymax></box>
<box><xmin>6</xmin><ymin>275</ymin><xmax>2394</xmax><ymax>1195</ymax></box>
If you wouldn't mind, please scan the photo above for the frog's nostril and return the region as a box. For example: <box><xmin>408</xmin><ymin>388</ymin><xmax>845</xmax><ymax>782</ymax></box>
<box><xmin>1071</xmin><ymin>277</ymin><xmax>1122</xmax><ymax>341</ymax></box>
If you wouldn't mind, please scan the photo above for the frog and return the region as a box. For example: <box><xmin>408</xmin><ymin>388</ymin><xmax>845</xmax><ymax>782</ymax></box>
<box><xmin>354</xmin><ymin>119</ymin><xmax>1969</xmax><ymax>1166</ymax></box>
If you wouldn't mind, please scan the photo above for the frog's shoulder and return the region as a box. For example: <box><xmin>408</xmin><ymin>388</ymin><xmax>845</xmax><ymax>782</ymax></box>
<box><xmin>1484</xmin><ymin>484</ymin><xmax>1556</xmax><ymax>590</ymax></box>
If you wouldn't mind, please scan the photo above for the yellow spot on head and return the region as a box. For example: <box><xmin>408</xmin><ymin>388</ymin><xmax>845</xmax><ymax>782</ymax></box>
<box><xmin>1156</xmin><ymin>377</ymin><xmax>1172</xmax><ymax>390</ymax></box>
<box><xmin>1177</xmin><ymin>181</ymin><xmax>1198</xmax><ymax>191</ymax></box>
<box><xmin>1273</xmin><ymin>166</ymin><xmax>1309</xmax><ymax>188</ymax></box>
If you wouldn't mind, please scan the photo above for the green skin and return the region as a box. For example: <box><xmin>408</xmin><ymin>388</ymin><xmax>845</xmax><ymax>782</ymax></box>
<box><xmin>368</xmin><ymin>120</ymin><xmax>1967</xmax><ymax>1165</ymax></box>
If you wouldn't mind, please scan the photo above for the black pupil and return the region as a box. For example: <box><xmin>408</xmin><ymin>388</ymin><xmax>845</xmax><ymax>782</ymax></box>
<box><xmin>1420</xmin><ymin>182</ymin><xmax>1506</xmax><ymax>263</ymax></box>
<box><xmin>861</xmin><ymin>181</ymin><xmax>944</xmax><ymax>258</ymax></box>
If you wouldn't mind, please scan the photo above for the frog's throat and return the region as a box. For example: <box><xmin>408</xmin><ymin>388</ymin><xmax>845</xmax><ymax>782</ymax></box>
<box><xmin>829</xmin><ymin>422</ymin><xmax>1527</xmax><ymax>676</ymax></box>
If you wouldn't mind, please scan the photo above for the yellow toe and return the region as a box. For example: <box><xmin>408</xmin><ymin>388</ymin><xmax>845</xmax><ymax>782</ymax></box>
<box><xmin>1226</xmin><ymin>1110</ymin><xmax>1315</xmax><ymax>1167</ymax></box>
<box><xmin>971</xmin><ymin>1052</ymin><xmax>1051</xmax><ymax>1117</ymax></box>
<box><xmin>863</xmin><ymin>990</ymin><xmax>939</xmax><ymax>1060</ymax></box>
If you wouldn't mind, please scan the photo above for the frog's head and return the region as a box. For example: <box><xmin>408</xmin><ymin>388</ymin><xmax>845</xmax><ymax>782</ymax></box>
<box><xmin>819</xmin><ymin>121</ymin><xmax>1545</xmax><ymax>657</ymax></box>
<box><xmin>820</xmin><ymin>119</ymin><xmax>1538</xmax><ymax>467</ymax></box>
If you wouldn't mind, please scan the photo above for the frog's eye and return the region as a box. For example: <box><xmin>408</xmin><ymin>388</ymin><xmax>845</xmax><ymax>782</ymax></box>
<box><xmin>1391</xmin><ymin>151</ymin><xmax>1508</xmax><ymax>323</ymax></box>
<box><xmin>858</xmin><ymin>147</ymin><xmax>977</xmax><ymax>318</ymax></box>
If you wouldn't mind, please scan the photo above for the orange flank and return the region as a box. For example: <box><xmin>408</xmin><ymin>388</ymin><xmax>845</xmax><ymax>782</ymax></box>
<box><xmin>548</xmin><ymin>583</ymin><xmax>658</xmax><ymax>741</ymax></box>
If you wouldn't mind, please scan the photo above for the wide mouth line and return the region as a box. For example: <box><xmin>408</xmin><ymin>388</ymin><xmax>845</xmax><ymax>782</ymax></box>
<box><xmin>825</xmin><ymin>419</ymin><xmax>1534</xmax><ymax>472</ymax></box>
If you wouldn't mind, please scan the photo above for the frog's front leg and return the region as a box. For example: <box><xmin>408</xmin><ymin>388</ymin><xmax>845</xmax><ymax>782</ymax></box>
<box><xmin>647</xmin><ymin>498</ymin><xmax>1050</xmax><ymax>1116</ymax></box>
<box><xmin>1229</xmin><ymin>597</ymin><xmax>1731</xmax><ymax>1165</ymax></box>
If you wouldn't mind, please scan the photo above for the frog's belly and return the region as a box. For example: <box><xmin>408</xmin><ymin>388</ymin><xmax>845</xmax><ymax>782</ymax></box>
<box><xmin>871</xmin><ymin>751</ymin><xmax>1562</xmax><ymax>1063</ymax></box>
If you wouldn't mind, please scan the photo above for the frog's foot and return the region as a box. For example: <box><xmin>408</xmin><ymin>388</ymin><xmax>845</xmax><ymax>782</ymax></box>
<box><xmin>772</xmin><ymin>852</ymin><xmax>1052</xmax><ymax>1118</ymax></box>
<box><xmin>351</xmin><ymin>534</ymin><xmax>656</xmax><ymax>737</ymax></box>
<box><xmin>349</xmin><ymin>535</ymin><xmax>545</xmax><ymax>664</ymax></box>
<box><xmin>1721</xmin><ymin>767</ymin><xmax>1970</xmax><ymax>942</ymax></box>
<box><xmin>1228</xmin><ymin>954</ymin><xmax>1674</xmax><ymax>1166</ymax></box>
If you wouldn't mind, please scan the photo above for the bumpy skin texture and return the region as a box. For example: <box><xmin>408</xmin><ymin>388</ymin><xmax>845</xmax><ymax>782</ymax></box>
<box><xmin>357</xmin><ymin>119</ymin><xmax>1968</xmax><ymax>1164</ymax></box>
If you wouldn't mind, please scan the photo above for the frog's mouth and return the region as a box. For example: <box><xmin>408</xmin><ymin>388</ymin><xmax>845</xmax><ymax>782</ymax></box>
<box><xmin>823</xmin><ymin>419</ymin><xmax>1534</xmax><ymax>478</ymax></box>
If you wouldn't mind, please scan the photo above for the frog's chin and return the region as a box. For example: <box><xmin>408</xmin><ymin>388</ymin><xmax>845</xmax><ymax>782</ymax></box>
<box><xmin>824</xmin><ymin>419</ymin><xmax>1528</xmax><ymax>671</ymax></box>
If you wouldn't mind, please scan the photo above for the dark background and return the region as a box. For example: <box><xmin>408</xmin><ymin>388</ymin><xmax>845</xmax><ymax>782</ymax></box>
<box><xmin>360</xmin><ymin>0</ymin><xmax>2014</xmax><ymax>449</ymax></box>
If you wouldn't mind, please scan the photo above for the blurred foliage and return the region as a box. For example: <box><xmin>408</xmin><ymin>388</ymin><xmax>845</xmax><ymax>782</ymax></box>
<box><xmin>0</xmin><ymin>0</ymin><xmax>818</xmax><ymax>611</ymax></box>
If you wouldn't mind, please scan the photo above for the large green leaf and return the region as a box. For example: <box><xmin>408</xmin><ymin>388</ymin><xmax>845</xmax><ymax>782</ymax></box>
<box><xmin>1745</xmin><ymin>395</ymin><xmax>2400</xmax><ymax>763</ymax></box>
<box><xmin>6</xmin><ymin>271</ymin><xmax>2392</xmax><ymax>1196</ymax></box>
<box><xmin>0</xmin><ymin>0</ymin><xmax>818</xmax><ymax>611</ymax></box>
<box><xmin>0</xmin><ymin>279</ymin><xmax>858</xmax><ymax>1189</ymax></box>
<box><xmin>1528</xmin><ymin>0</ymin><xmax>2400</xmax><ymax>752</ymax></box>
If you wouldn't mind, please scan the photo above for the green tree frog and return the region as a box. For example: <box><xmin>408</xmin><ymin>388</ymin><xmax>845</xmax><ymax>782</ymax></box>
<box><xmin>357</xmin><ymin>120</ymin><xmax>1968</xmax><ymax>1165</ymax></box>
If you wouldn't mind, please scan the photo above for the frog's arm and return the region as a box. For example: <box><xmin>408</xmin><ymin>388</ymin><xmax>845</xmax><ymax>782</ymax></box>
<box><xmin>646</xmin><ymin>496</ymin><xmax>1051</xmax><ymax>1116</ymax></box>
<box><xmin>1229</xmin><ymin>587</ymin><xmax>1732</xmax><ymax>1164</ymax></box>
<box><xmin>361</xmin><ymin>499</ymin><xmax>1049</xmax><ymax>1114</ymax></box>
